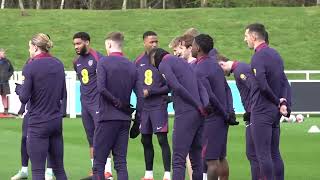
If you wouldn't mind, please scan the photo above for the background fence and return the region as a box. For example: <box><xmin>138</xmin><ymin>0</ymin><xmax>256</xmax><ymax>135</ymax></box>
<box><xmin>4</xmin><ymin>70</ymin><xmax>320</xmax><ymax>118</ymax></box>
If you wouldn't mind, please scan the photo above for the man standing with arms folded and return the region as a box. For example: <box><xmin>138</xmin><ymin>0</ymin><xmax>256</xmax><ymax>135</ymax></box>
<box><xmin>0</xmin><ymin>48</ymin><xmax>14</xmax><ymax>114</ymax></box>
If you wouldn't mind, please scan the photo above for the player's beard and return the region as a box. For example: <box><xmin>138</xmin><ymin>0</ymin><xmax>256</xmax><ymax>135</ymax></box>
<box><xmin>77</xmin><ymin>46</ymin><xmax>88</xmax><ymax>56</ymax></box>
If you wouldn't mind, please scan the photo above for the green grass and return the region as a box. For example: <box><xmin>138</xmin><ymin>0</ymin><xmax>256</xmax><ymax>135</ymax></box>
<box><xmin>0</xmin><ymin>117</ymin><xmax>320</xmax><ymax>179</ymax></box>
<box><xmin>0</xmin><ymin>7</ymin><xmax>319</xmax><ymax>70</ymax></box>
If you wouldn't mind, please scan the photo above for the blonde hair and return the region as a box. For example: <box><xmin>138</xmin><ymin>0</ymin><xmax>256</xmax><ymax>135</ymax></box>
<box><xmin>106</xmin><ymin>32</ymin><xmax>124</xmax><ymax>47</ymax></box>
<box><xmin>168</xmin><ymin>36</ymin><xmax>182</xmax><ymax>48</ymax></box>
<box><xmin>31</xmin><ymin>33</ymin><xmax>53</xmax><ymax>52</ymax></box>
<box><xmin>183</xmin><ymin>28</ymin><xmax>200</xmax><ymax>37</ymax></box>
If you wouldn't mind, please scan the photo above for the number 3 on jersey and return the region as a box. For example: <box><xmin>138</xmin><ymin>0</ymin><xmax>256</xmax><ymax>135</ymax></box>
<box><xmin>81</xmin><ymin>69</ymin><xmax>89</xmax><ymax>84</ymax></box>
<box><xmin>144</xmin><ymin>69</ymin><xmax>153</xmax><ymax>85</ymax></box>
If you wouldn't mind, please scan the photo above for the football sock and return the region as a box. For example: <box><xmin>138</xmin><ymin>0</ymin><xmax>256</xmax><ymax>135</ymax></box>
<box><xmin>144</xmin><ymin>170</ymin><xmax>153</xmax><ymax>179</ymax></box>
<box><xmin>21</xmin><ymin>166</ymin><xmax>28</xmax><ymax>173</ymax></box>
<box><xmin>105</xmin><ymin>158</ymin><xmax>112</xmax><ymax>173</ymax></box>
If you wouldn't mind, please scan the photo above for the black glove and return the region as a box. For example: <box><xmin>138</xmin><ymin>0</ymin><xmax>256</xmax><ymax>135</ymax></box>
<box><xmin>205</xmin><ymin>104</ymin><xmax>215</xmax><ymax>116</ymax></box>
<box><xmin>130</xmin><ymin>121</ymin><xmax>140</xmax><ymax>139</ymax></box>
<box><xmin>130</xmin><ymin>114</ymin><xmax>141</xmax><ymax>139</ymax></box>
<box><xmin>285</xmin><ymin>105</ymin><xmax>291</xmax><ymax>118</ymax></box>
<box><xmin>18</xmin><ymin>104</ymin><xmax>26</xmax><ymax>115</ymax></box>
<box><xmin>163</xmin><ymin>95</ymin><xmax>173</xmax><ymax>104</ymax></box>
<box><xmin>226</xmin><ymin>112</ymin><xmax>239</xmax><ymax>126</ymax></box>
<box><xmin>113</xmin><ymin>98</ymin><xmax>136</xmax><ymax>115</ymax></box>
<box><xmin>243</xmin><ymin>112</ymin><xmax>251</xmax><ymax>122</ymax></box>
<box><xmin>15</xmin><ymin>83</ymin><xmax>22</xmax><ymax>95</ymax></box>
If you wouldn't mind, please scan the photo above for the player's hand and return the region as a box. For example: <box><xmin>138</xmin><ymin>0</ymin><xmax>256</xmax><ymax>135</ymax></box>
<box><xmin>243</xmin><ymin>112</ymin><xmax>251</xmax><ymax>122</ymax></box>
<box><xmin>15</xmin><ymin>83</ymin><xmax>22</xmax><ymax>95</ymax></box>
<box><xmin>279</xmin><ymin>98</ymin><xmax>287</xmax><ymax>107</ymax></box>
<box><xmin>279</xmin><ymin>98</ymin><xmax>287</xmax><ymax>104</ymax></box>
<box><xmin>227</xmin><ymin>112</ymin><xmax>239</xmax><ymax>126</ymax></box>
<box><xmin>130</xmin><ymin>119</ymin><xmax>140</xmax><ymax>139</ymax></box>
<box><xmin>285</xmin><ymin>105</ymin><xmax>291</xmax><ymax>118</ymax></box>
<box><xmin>143</xmin><ymin>89</ymin><xmax>149</xmax><ymax>98</ymax></box>
<box><xmin>205</xmin><ymin>104</ymin><xmax>215</xmax><ymax>115</ymax></box>
<box><xmin>280</xmin><ymin>104</ymin><xmax>288</xmax><ymax>117</ymax></box>
<box><xmin>18</xmin><ymin>107</ymin><xmax>25</xmax><ymax>115</ymax></box>
<box><xmin>122</xmin><ymin>103</ymin><xmax>136</xmax><ymax>116</ymax></box>
<box><xmin>198</xmin><ymin>106</ymin><xmax>208</xmax><ymax>118</ymax></box>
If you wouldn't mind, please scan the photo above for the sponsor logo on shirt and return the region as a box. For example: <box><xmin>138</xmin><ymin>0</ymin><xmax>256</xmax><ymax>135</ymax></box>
<box><xmin>88</xmin><ymin>60</ymin><xmax>93</xmax><ymax>66</ymax></box>
<box><xmin>240</xmin><ymin>74</ymin><xmax>247</xmax><ymax>80</ymax></box>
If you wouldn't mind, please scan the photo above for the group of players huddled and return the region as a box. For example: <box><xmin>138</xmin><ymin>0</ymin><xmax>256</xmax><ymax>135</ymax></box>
<box><xmin>11</xmin><ymin>23</ymin><xmax>291</xmax><ymax>180</ymax></box>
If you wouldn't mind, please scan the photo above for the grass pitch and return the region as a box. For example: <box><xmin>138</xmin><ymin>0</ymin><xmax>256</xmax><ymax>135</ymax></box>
<box><xmin>0</xmin><ymin>116</ymin><xmax>319</xmax><ymax>179</ymax></box>
<box><xmin>0</xmin><ymin>7</ymin><xmax>319</xmax><ymax>70</ymax></box>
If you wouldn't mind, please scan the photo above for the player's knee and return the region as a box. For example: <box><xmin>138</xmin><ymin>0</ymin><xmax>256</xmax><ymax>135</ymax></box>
<box><xmin>113</xmin><ymin>159</ymin><xmax>127</xmax><ymax>172</ymax></box>
<box><xmin>141</xmin><ymin>134</ymin><xmax>152</xmax><ymax>147</ymax></box>
<box><xmin>157</xmin><ymin>133</ymin><xmax>169</xmax><ymax>147</ymax></box>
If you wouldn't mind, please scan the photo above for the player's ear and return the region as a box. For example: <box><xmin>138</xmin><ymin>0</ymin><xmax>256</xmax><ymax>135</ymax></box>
<box><xmin>85</xmin><ymin>40</ymin><xmax>90</xmax><ymax>46</ymax></box>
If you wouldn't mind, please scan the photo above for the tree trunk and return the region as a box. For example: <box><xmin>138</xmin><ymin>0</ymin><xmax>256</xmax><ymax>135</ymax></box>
<box><xmin>18</xmin><ymin>0</ymin><xmax>24</xmax><ymax>10</ymax></box>
<box><xmin>162</xmin><ymin>0</ymin><xmax>166</xmax><ymax>9</ymax></box>
<box><xmin>224</xmin><ymin>0</ymin><xmax>229</xmax><ymax>7</ymax></box>
<box><xmin>122</xmin><ymin>0</ymin><xmax>127</xmax><ymax>10</ymax></box>
<box><xmin>1</xmin><ymin>0</ymin><xmax>5</xmax><ymax>9</ymax></box>
<box><xmin>18</xmin><ymin>0</ymin><xmax>28</xmax><ymax>16</ymax></box>
<box><xmin>201</xmin><ymin>0</ymin><xmax>208</xmax><ymax>7</ymax></box>
<box><xmin>140</xmin><ymin>0</ymin><xmax>147</xmax><ymax>8</ymax></box>
<box><xmin>36</xmin><ymin>0</ymin><xmax>41</xmax><ymax>9</ymax></box>
<box><xmin>28</xmin><ymin>0</ymin><xmax>33</xmax><ymax>8</ymax></box>
<box><xmin>89</xmin><ymin>0</ymin><xmax>94</xmax><ymax>9</ymax></box>
<box><xmin>60</xmin><ymin>0</ymin><xmax>65</xmax><ymax>9</ymax></box>
<box><xmin>318</xmin><ymin>0</ymin><xmax>320</xmax><ymax>6</ymax></box>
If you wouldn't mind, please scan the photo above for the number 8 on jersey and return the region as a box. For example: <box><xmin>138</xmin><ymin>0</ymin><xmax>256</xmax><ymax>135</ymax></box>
<box><xmin>81</xmin><ymin>68</ymin><xmax>89</xmax><ymax>84</ymax></box>
<box><xmin>144</xmin><ymin>69</ymin><xmax>153</xmax><ymax>86</ymax></box>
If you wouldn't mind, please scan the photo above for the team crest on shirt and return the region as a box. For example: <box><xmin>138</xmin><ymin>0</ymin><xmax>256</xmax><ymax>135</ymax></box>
<box><xmin>88</xmin><ymin>60</ymin><xmax>93</xmax><ymax>66</ymax></box>
<box><xmin>240</xmin><ymin>74</ymin><xmax>247</xmax><ymax>80</ymax></box>
<box><xmin>253</xmin><ymin>68</ymin><xmax>257</xmax><ymax>76</ymax></box>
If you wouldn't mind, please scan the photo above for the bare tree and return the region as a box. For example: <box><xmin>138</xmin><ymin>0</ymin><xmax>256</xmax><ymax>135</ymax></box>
<box><xmin>18</xmin><ymin>0</ymin><xmax>28</xmax><ymax>16</ymax></box>
<box><xmin>122</xmin><ymin>0</ymin><xmax>127</xmax><ymax>10</ymax></box>
<box><xmin>18</xmin><ymin>0</ymin><xmax>24</xmax><ymax>10</ymax></box>
<box><xmin>89</xmin><ymin>0</ymin><xmax>94</xmax><ymax>9</ymax></box>
<box><xmin>1</xmin><ymin>0</ymin><xmax>5</xmax><ymax>9</ymax></box>
<box><xmin>140</xmin><ymin>0</ymin><xmax>147</xmax><ymax>8</ymax></box>
<box><xmin>36</xmin><ymin>0</ymin><xmax>41</xmax><ymax>9</ymax></box>
<box><xmin>224</xmin><ymin>0</ymin><xmax>229</xmax><ymax>7</ymax></box>
<box><xmin>60</xmin><ymin>0</ymin><xmax>65</xmax><ymax>9</ymax></box>
<box><xmin>201</xmin><ymin>0</ymin><xmax>208</xmax><ymax>7</ymax></box>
